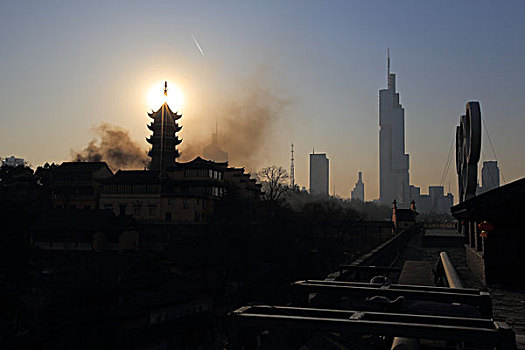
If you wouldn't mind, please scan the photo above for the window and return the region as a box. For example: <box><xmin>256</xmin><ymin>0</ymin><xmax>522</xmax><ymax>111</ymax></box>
<box><xmin>133</xmin><ymin>202</ymin><xmax>142</xmax><ymax>216</ymax></box>
<box><xmin>185</xmin><ymin>168</ymin><xmax>209</xmax><ymax>178</ymax></box>
<box><xmin>183</xmin><ymin>198</ymin><xmax>189</xmax><ymax>209</ymax></box>
<box><xmin>148</xmin><ymin>204</ymin><xmax>157</xmax><ymax>215</ymax></box>
<box><xmin>119</xmin><ymin>204</ymin><xmax>126</xmax><ymax>216</ymax></box>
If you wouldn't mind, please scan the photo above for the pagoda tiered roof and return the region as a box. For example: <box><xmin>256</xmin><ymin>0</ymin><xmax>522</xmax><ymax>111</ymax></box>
<box><xmin>147</xmin><ymin>122</ymin><xmax>183</xmax><ymax>132</ymax></box>
<box><xmin>146</xmin><ymin>135</ymin><xmax>182</xmax><ymax>145</ymax></box>
<box><xmin>147</xmin><ymin>103</ymin><xmax>182</xmax><ymax>120</ymax></box>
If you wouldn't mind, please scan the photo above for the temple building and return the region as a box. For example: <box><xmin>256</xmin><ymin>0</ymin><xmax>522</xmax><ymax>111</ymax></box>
<box><xmin>51</xmin><ymin>82</ymin><xmax>261</xmax><ymax>225</ymax></box>
<box><xmin>379</xmin><ymin>50</ymin><xmax>410</xmax><ymax>207</ymax></box>
<box><xmin>52</xmin><ymin>162</ymin><xmax>113</xmax><ymax>209</ymax></box>
<box><xmin>147</xmin><ymin>82</ymin><xmax>183</xmax><ymax>172</ymax></box>
<box><xmin>99</xmin><ymin>157</ymin><xmax>262</xmax><ymax>224</ymax></box>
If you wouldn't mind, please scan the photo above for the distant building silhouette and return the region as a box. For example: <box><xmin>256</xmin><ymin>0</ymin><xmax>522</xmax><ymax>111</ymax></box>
<box><xmin>480</xmin><ymin>161</ymin><xmax>500</xmax><ymax>193</ymax></box>
<box><xmin>351</xmin><ymin>171</ymin><xmax>365</xmax><ymax>201</ymax></box>
<box><xmin>1</xmin><ymin>156</ymin><xmax>26</xmax><ymax>167</ymax></box>
<box><xmin>309</xmin><ymin>152</ymin><xmax>329</xmax><ymax>196</ymax></box>
<box><xmin>147</xmin><ymin>82</ymin><xmax>182</xmax><ymax>172</ymax></box>
<box><xmin>203</xmin><ymin>133</ymin><xmax>228</xmax><ymax>163</ymax></box>
<box><xmin>409</xmin><ymin>185</ymin><xmax>453</xmax><ymax>215</ymax></box>
<box><xmin>379</xmin><ymin>50</ymin><xmax>410</xmax><ymax>207</ymax></box>
<box><xmin>52</xmin><ymin>162</ymin><xmax>113</xmax><ymax>209</ymax></box>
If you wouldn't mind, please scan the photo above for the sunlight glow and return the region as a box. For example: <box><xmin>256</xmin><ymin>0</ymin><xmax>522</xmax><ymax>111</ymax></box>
<box><xmin>147</xmin><ymin>81</ymin><xmax>184</xmax><ymax>112</ymax></box>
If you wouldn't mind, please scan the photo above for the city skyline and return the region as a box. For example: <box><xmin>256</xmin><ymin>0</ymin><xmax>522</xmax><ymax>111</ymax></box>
<box><xmin>1</xmin><ymin>1</ymin><xmax>524</xmax><ymax>202</ymax></box>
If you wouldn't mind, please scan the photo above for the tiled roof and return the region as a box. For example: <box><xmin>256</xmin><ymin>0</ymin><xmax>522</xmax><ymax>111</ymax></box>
<box><xmin>103</xmin><ymin>170</ymin><xmax>162</xmax><ymax>184</ymax></box>
<box><xmin>56</xmin><ymin>162</ymin><xmax>111</xmax><ymax>173</ymax></box>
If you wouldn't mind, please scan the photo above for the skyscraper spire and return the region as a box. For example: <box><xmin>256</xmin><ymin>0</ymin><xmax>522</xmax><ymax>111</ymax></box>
<box><xmin>387</xmin><ymin>48</ymin><xmax>390</xmax><ymax>78</ymax></box>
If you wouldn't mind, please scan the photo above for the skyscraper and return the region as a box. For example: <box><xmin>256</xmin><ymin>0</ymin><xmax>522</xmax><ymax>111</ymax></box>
<box><xmin>351</xmin><ymin>171</ymin><xmax>365</xmax><ymax>201</ymax></box>
<box><xmin>203</xmin><ymin>133</ymin><xmax>228</xmax><ymax>163</ymax></box>
<box><xmin>481</xmin><ymin>161</ymin><xmax>500</xmax><ymax>193</ymax></box>
<box><xmin>379</xmin><ymin>50</ymin><xmax>410</xmax><ymax>206</ymax></box>
<box><xmin>309</xmin><ymin>152</ymin><xmax>329</xmax><ymax>196</ymax></box>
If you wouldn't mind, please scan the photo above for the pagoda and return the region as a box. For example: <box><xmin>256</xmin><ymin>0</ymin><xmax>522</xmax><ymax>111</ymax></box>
<box><xmin>146</xmin><ymin>81</ymin><xmax>182</xmax><ymax>171</ymax></box>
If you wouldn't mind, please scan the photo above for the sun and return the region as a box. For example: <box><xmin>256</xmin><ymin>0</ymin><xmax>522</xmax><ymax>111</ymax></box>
<box><xmin>147</xmin><ymin>81</ymin><xmax>184</xmax><ymax>112</ymax></box>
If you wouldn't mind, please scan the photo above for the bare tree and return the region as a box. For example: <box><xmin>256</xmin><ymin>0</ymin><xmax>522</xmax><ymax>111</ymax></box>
<box><xmin>258</xmin><ymin>166</ymin><xmax>289</xmax><ymax>202</ymax></box>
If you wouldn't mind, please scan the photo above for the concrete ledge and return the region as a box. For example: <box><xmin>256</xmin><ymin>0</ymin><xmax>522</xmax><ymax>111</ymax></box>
<box><xmin>350</xmin><ymin>226</ymin><xmax>419</xmax><ymax>268</ymax></box>
<box><xmin>466</xmin><ymin>245</ymin><xmax>486</xmax><ymax>285</ymax></box>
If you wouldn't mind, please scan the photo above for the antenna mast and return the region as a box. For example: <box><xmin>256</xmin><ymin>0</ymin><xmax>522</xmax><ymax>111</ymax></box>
<box><xmin>387</xmin><ymin>48</ymin><xmax>390</xmax><ymax>76</ymax></box>
<box><xmin>290</xmin><ymin>143</ymin><xmax>295</xmax><ymax>189</ymax></box>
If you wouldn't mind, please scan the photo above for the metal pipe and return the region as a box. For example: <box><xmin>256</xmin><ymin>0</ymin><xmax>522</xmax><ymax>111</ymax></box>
<box><xmin>440</xmin><ymin>251</ymin><xmax>463</xmax><ymax>289</ymax></box>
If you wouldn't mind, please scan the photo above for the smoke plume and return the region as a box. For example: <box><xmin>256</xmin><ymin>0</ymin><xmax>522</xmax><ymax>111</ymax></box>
<box><xmin>72</xmin><ymin>123</ymin><xmax>149</xmax><ymax>170</ymax></box>
<box><xmin>180</xmin><ymin>82</ymin><xmax>290</xmax><ymax>170</ymax></box>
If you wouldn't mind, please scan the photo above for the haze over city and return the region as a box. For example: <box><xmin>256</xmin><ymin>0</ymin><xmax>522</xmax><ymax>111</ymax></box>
<box><xmin>1</xmin><ymin>0</ymin><xmax>524</xmax><ymax>201</ymax></box>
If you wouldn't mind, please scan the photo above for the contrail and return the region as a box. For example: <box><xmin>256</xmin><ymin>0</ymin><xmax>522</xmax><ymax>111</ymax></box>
<box><xmin>192</xmin><ymin>35</ymin><xmax>204</xmax><ymax>56</ymax></box>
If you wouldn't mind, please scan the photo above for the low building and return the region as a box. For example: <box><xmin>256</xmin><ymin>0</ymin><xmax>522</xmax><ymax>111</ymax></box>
<box><xmin>451</xmin><ymin>177</ymin><xmax>525</xmax><ymax>286</ymax></box>
<box><xmin>1</xmin><ymin>156</ymin><xmax>26</xmax><ymax>167</ymax></box>
<box><xmin>52</xmin><ymin>162</ymin><xmax>114</xmax><ymax>209</ymax></box>
<box><xmin>392</xmin><ymin>200</ymin><xmax>418</xmax><ymax>231</ymax></box>
<box><xmin>99</xmin><ymin>157</ymin><xmax>261</xmax><ymax>224</ymax></box>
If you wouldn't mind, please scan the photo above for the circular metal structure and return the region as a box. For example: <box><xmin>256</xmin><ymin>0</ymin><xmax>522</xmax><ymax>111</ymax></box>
<box><xmin>456</xmin><ymin>102</ymin><xmax>481</xmax><ymax>202</ymax></box>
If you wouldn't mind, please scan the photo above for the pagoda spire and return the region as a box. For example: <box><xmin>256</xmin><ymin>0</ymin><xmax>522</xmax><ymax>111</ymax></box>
<box><xmin>146</xmin><ymin>81</ymin><xmax>183</xmax><ymax>171</ymax></box>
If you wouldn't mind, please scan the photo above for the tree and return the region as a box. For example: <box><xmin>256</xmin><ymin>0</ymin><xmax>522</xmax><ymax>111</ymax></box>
<box><xmin>258</xmin><ymin>166</ymin><xmax>289</xmax><ymax>202</ymax></box>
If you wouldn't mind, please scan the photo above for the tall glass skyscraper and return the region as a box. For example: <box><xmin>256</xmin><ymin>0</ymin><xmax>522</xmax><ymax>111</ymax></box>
<box><xmin>379</xmin><ymin>51</ymin><xmax>410</xmax><ymax>206</ymax></box>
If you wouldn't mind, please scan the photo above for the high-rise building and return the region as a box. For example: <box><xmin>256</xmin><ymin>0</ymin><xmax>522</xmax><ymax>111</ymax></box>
<box><xmin>203</xmin><ymin>133</ymin><xmax>228</xmax><ymax>163</ymax></box>
<box><xmin>410</xmin><ymin>185</ymin><xmax>454</xmax><ymax>215</ymax></box>
<box><xmin>379</xmin><ymin>50</ymin><xmax>410</xmax><ymax>207</ymax></box>
<box><xmin>146</xmin><ymin>82</ymin><xmax>183</xmax><ymax>172</ymax></box>
<box><xmin>481</xmin><ymin>161</ymin><xmax>500</xmax><ymax>193</ymax></box>
<box><xmin>309</xmin><ymin>152</ymin><xmax>329</xmax><ymax>196</ymax></box>
<box><xmin>351</xmin><ymin>171</ymin><xmax>365</xmax><ymax>201</ymax></box>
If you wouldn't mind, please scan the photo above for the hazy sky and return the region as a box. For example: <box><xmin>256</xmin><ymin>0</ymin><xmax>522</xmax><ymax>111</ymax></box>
<box><xmin>1</xmin><ymin>0</ymin><xmax>524</xmax><ymax>201</ymax></box>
